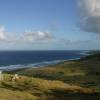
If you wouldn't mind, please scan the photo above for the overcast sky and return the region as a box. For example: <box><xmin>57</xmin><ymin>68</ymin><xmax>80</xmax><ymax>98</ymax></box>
<box><xmin>0</xmin><ymin>0</ymin><xmax>99</xmax><ymax>50</ymax></box>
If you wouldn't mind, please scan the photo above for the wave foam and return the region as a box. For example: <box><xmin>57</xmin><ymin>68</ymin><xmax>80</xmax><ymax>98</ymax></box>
<box><xmin>0</xmin><ymin>60</ymin><xmax>67</xmax><ymax>71</ymax></box>
<box><xmin>0</xmin><ymin>57</ymin><xmax>83</xmax><ymax>71</ymax></box>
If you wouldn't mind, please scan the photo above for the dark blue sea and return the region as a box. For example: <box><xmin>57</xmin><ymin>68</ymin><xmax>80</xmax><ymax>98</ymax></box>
<box><xmin>0</xmin><ymin>50</ymin><xmax>89</xmax><ymax>71</ymax></box>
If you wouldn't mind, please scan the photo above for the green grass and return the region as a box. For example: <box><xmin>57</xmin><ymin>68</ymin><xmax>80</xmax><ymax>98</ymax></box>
<box><xmin>10</xmin><ymin>54</ymin><xmax>100</xmax><ymax>87</ymax></box>
<box><xmin>0</xmin><ymin>74</ymin><xmax>99</xmax><ymax>100</ymax></box>
<box><xmin>0</xmin><ymin>88</ymin><xmax>36</xmax><ymax>100</ymax></box>
<box><xmin>2</xmin><ymin>53</ymin><xmax>100</xmax><ymax>100</ymax></box>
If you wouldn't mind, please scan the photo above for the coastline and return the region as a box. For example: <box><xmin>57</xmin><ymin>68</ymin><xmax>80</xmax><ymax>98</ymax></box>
<box><xmin>1</xmin><ymin>51</ymin><xmax>91</xmax><ymax>71</ymax></box>
<box><xmin>3</xmin><ymin>57</ymin><xmax>83</xmax><ymax>72</ymax></box>
<box><xmin>5</xmin><ymin>56</ymin><xmax>89</xmax><ymax>73</ymax></box>
<box><xmin>3</xmin><ymin>51</ymin><xmax>100</xmax><ymax>100</ymax></box>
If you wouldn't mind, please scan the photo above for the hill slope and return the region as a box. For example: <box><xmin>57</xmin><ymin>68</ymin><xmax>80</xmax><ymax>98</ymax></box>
<box><xmin>11</xmin><ymin>54</ymin><xmax>100</xmax><ymax>87</ymax></box>
<box><xmin>3</xmin><ymin>53</ymin><xmax>100</xmax><ymax>100</ymax></box>
<box><xmin>1</xmin><ymin>74</ymin><xmax>99</xmax><ymax>100</ymax></box>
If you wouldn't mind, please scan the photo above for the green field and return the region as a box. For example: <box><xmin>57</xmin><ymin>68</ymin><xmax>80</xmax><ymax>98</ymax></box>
<box><xmin>1</xmin><ymin>53</ymin><xmax>100</xmax><ymax>100</ymax></box>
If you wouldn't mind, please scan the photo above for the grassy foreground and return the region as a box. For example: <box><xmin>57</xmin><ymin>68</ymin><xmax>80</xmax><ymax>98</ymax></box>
<box><xmin>1</xmin><ymin>53</ymin><xmax>100</xmax><ymax>100</ymax></box>
<box><xmin>0</xmin><ymin>74</ymin><xmax>99</xmax><ymax>100</ymax></box>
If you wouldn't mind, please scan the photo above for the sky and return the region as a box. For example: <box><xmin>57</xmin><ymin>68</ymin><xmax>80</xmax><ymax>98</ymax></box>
<box><xmin>0</xmin><ymin>0</ymin><xmax>99</xmax><ymax>50</ymax></box>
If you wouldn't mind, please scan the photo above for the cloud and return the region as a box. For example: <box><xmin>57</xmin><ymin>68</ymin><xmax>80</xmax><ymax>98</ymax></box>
<box><xmin>0</xmin><ymin>26</ymin><xmax>7</xmax><ymax>41</ymax></box>
<box><xmin>0</xmin><ymin>25</ymin><xmax>55</xmax><ymax>44</ymax></box>
<box><xmin>77</xmin><ymin>0</ymin><xmax>100</xmax><ymax>34</ymax></box>
<box><xmin>0</xmin><ymin>25</ymin><xmax>93</xmax><ymax>49</ymax></box>
<box><xmin>21</xmin><ymin>31</ymin><xmax>54</xmax><ymax>43</ymax></box>
<box><xmin>60</xmin><ymin>38</ymin><xmax>91</xmax><ymax>45</ymax></box>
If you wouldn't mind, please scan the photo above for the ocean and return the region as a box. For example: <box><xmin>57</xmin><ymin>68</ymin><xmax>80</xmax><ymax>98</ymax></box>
<box><xmin>0</xmin><ymin>50</ymin><xmax>89</xmax><ymax>71</ymax></box>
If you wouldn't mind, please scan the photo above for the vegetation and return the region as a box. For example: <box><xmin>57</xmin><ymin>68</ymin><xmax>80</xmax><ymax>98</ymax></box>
<box><xmin>0</xmin><ymin>74</ymin><xmax>99</xmax><ymax>100</ymax></box>
<box><xmin>10</xmin><ymin>54</ymin><xmax>100</xmax><ymax>87</ymax></box>
<box><xmin>1</xmin><ymin>53</ymin><xmax>100</xmax><ymax>100</ymax></box>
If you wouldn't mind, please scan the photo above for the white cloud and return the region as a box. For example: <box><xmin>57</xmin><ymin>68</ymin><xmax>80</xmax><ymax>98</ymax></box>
<box><xmin>77</xmin><ymin>0</ymin><xmax>100</xmax><ymax>34</ymax></box>
<box><xmin>0</xmin><ymin>25</ymin><xmax>92</xmax><ymax>48</ymax></box>
<box><xmin>60</xmin><ymin>38</ymin><xmax>91</xmax><ymax>45</ymax></box>
<box><xmin>0</xmin><ymin>26</ymin><xmax>7</xmax><ymax>41</ymax></box>
<box><xmin>0</xmin><ymin>26</ymin><xmax>55</xmax><ymax>44</ymax></box>
<box><xmin>22</xmin><ymin>31</ymin><xmax>54</xmax><ymax>43</ymax></box>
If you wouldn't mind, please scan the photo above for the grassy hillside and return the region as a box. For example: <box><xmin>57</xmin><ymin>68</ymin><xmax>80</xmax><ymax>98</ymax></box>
<box><xmin>0</xmin><ymin>74</ymin><xmax>99</xmax><ymax>100</ymax></box>
<box><xmin>11</xmin><ymin>54</ymin><xmax>100</xmax><ymax>87</ymax></box>
<box><xmin>2</xmin><ymin>53</ymin><xmax>100</xmax><ymax>100</ymax></box>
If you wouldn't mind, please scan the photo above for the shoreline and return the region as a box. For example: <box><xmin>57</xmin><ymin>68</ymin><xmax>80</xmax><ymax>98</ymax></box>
<box><xmin>1</xmin><ymin>51</ymin><xmax>92</xmax><ymax>71</ymax></box>
<box><xmin>2</xmin><ymin>58</ymin><xmax>79</xmax><ymax>71</ymax></box>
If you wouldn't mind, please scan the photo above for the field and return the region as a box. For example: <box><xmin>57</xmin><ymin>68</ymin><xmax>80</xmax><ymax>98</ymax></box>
<box><xmin>1</xmin><ymin>53</ymin><xmax>100</xmax><ymax>100</ymax></box>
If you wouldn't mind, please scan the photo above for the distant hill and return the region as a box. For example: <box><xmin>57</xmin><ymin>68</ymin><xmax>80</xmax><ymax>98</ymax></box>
<box><xmin>10</xmin><ymin>53</ymin><xmax>100</xmax><ymax>84</ymax></box>
<box><xmin>3</xmin><ymin>53</ymin><xmax>100</xmax><ymax>100</ymax></box>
